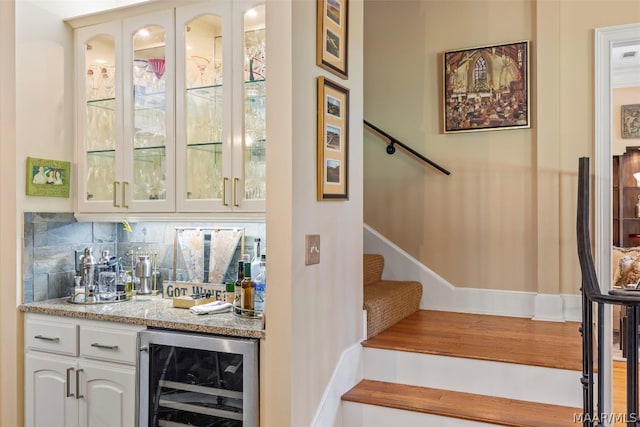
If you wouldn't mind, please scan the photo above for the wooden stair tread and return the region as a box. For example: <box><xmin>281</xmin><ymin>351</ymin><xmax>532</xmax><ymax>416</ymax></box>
<box><xmin>342</xmin><ymin>379</ymin><xmax>581</xmax><ymax>427</ymax></box>
<box><xmin>363</xmin><ymin>310</ymin><xmax>582</xmax><ymax>371</ymax></box>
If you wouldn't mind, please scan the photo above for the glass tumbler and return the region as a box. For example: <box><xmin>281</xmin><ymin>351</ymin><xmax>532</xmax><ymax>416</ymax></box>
<box><xmin>98</xmin><ymin>271</ymin><xmax>117</xmax><ymax>301</ymax></box>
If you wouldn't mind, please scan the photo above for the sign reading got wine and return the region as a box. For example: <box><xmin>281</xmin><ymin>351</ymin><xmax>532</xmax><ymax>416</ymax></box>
<box><xmin>162</xmin><ymin>281</ymin><xmax>226</xmax><ymax>300</ymax></box>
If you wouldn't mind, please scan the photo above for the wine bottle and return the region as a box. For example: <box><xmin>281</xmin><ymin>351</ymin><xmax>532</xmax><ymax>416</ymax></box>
<box><xmin>234</xmin><ymin>260</ymin><xmax>244</xmax><ymax>314</ymax></box>
<box><xmin>241</xmin><ymin>262</ymin><xmax>255</xmax><ymax>315</ymax></box>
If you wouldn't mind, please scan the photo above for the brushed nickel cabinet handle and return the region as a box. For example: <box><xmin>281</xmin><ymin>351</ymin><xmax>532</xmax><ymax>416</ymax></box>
<box><xmin>34</xmin><ymin>334</ymin><xmax>59</xmax><ymax>342</ymax></box>
<box><xmin>223</xmin><ymin>177</ymin><xmax>229</xmax><ymax>206</ymax></box>
<box><xmin>66</xmin><ymin>367</ymin><xmax>74</xmax><ymax>398</ymax></box>
<box><xmin>91</xmin><ymin>342</ymin><xmax>119</xmax><ymax>351</ymax></box>
<box><xmin>122</xmin><ymin>181</ymin><xmax>129</xmax><ymax>208</ymax></box>
<box><xmin>76</xmin><ymin>369</ymin><xmax>84</xmax><ymax>399</ymax></box>
<box><xmin>113</xmin><ymin>182</ymin><xmax>120</xmax><ymax>207</ymax></box>
<box><xmin>233</xmin><ymin>178</ymin><xmax>239</xmax><ymax>207</ymax></box>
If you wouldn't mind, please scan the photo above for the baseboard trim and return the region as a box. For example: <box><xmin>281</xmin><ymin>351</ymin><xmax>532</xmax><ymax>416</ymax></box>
<box><xmin>364</xmin><ymin>224</ymin><xmax>580</xmax><ymax>322</ymax></box>
<box><xmin>311</xmin><ymin>341</ymin><xmax>363</xmax><ymax>427</ymax></box>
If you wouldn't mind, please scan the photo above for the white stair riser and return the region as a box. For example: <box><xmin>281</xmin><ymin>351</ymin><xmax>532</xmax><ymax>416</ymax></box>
<box><xmin>364</xmin><ymin>348</ymin><xmax>582</xmax><ymax>407</ymax></box>
<box><xmin>342</xmin><ymin>401</ymin><xmax>501</xmax><ymax>427</ymax></box>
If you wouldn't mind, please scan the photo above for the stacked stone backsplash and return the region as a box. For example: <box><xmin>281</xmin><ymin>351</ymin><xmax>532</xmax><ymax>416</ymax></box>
<box><xmin>23</xmin><ymin>212</ymin><xmax>265</xmax><ymax>304</ymax></box>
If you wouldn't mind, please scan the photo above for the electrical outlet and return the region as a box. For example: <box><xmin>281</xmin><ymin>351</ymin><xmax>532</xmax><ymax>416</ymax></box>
<box><xmin>305</xmin><ymin>234</ymin><xmax>320</xmax><ymax>265</ymax></box>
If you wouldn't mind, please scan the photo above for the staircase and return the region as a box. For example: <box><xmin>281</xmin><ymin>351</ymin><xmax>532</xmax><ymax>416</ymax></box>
<box><xmin>341</xmin><ymin>310</ymin><xmax>583</xmax><ymax>427</ymax></box>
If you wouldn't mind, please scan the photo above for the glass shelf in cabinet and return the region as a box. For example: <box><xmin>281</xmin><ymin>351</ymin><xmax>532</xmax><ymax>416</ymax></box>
<box><xmin>186</xmin><ymin>141</ymin><xmax>223</xmax><ymax>149</ymax></box>
<box><xmin>86</xmin><ymin>149</ymin><xmax>116</xmax><ymax>156</ymax></box>
<box><xmin>87</xmin><ymin>97</ymin><xmax>116</xmax><ymax>111</ymax></box>
<box><xmin>186</xmin><ymin>84</ymin><xmax>223</xmax><ymax>102</ymax></box>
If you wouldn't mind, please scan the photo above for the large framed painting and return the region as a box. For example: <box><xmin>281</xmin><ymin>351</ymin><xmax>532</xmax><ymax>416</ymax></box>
<box><xmin>317</xmin><ymin>76</ymin><xmax>349</xmax><ymax>200</ymax></box>
<box><xmin>443</xmin><ymin>40</ymin><xmax>530</xmax><ymax>133</ymax></box>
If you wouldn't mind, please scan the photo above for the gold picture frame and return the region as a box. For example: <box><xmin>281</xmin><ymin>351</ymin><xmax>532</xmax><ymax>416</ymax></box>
<box><xmin>622</xmin><ymin>104</ymin><xmax>640</xmax><ymax>139</ymax></box>
<box><xmin>26</xmin><ymin>156</ymin><xmax>71</xmax><ymax>198</ymax></box>
<box><xmin>316</xmin><ymin>0</ymin><xmax>348</xmax><ymax>80</ymax></box>
<box><xmin>317</xmin><ymin>76</ymin><xmax>349</xmax><ymax>200</ymax></box>
<box><xmin>443</xmin><ymin>40</ymin><xmax>530</xmax><ymax>133</ymax></box>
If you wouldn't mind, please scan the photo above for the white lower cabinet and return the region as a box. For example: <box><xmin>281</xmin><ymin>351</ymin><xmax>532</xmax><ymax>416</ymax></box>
<box><xmin>24</xmin><ymin>313</ymin><xmax>144</xmax><ymax>427</ymax></box>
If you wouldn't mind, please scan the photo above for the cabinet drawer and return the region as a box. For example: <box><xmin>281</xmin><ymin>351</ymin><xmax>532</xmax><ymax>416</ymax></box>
<box><xmin>80</xmin><ymin>325</ymin><xmax>140</xmax><ymax>365</ymax></box>
<box><xmin>25</xmin><ymin>317</ymin><xmax>78</xmax><ymax>357</ymax></box>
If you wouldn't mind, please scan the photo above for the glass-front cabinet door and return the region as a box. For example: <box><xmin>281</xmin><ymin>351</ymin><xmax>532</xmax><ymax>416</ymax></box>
<box><xmin>75</xmin><ymin>1</ymin><xmax>265</xmax><ymax>215</ymax></box>
<box><xmin>123</xmin><ymin>11</ymin><xmax>175</xmax><ymax>212</ymax></box>
<box><xmin>176</xmin><ymin>1</ymin><xmax>266</xmax><ymax>212</ymax></box>
<box><xmin>76</xmin><ymin>22</ymin><xmax>123</xmax><ymax>213</ymax></box>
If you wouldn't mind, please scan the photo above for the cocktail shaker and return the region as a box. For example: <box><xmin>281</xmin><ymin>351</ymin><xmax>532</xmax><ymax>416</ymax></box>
<box><xmin>81</xmin><ymin>247</ymin><xmax>97</xmax><ymax>302</ymax></box>
<box><xmin>135</xmin><ymin>255</ymin><xmax>152</xmax><ymax>295</ymax></box>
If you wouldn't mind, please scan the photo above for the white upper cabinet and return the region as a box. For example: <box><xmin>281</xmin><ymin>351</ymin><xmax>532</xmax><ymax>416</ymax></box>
<box><xmin>74</xmin><ymin>0</ymin><xmax>266</xmax><ymax>216</ymax></box>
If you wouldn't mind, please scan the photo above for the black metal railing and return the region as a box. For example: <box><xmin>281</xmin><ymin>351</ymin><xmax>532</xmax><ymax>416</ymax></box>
<box><xmin>577</xmin><ymin>157</ymin><xmax>640</xmax><ymax>427</ymax></box>
<box><xmin>363</xmin><ymin>120</ymin><xmax>451</xmax><ymax>175</ymax></box>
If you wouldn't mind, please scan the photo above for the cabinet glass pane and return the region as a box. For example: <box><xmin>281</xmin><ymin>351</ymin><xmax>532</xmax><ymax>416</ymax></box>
<box><xmin>85</xmin><ymin>34</ymin><xmax>116</xmax><ymax>202</ymax></box>
<box><xmin>244</xmin><ymin>6</ymin><xmax>266</xmax><ymax>201</ymax></box>
<box><xmin>185</xmin><ymin>15</ymin><xmax>224</xmax><ymax>200</ymax></box>
<box><xmin>86</xmin><ymin>151</ymin><xmax>116</xmax><ymax>202</ymax></box>
<box><xmin>133</xmin><ymin>25</ymin><xmax>167</xmax><ymax>201</ymax></box>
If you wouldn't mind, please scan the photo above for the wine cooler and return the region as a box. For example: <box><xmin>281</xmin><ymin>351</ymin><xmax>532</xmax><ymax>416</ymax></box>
<box><xmin>138</xmin><ymin>329</ymin><xmax>259</xmax><ymax>427</ymax></box>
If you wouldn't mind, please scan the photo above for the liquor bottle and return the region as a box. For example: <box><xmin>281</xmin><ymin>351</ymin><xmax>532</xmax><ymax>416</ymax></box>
<box><xmin>254</xmin><ymin>254</ymin><xmax>266</xmax><ymax>313</ymax></box>
<box><xmin>251</xmin><ymin>238</ymin><xmax>261</xmax><ymax>280</ymax></box>
<box><xmin>241</xmin><ymin>262</ymin><xmax>255</xmax><ymax>315</ymax></box>
<box><xmin>234</xmin><ymin>260</ymin><xmax>244</xmax><ymax>314</ymax></box>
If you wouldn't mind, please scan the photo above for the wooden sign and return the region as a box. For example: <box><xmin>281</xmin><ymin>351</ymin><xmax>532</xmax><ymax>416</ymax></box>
<box><xmin>162</xmin><ymin>281</ymin><xmax>226</xmax><ymax>301</ymax></box>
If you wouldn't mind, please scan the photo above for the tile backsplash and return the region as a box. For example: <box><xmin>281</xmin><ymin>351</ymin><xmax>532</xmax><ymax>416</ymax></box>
<box><xmin>23</xmin><ymin>212</ymin><xmax>265</xmax><ymax>303</ymax></box>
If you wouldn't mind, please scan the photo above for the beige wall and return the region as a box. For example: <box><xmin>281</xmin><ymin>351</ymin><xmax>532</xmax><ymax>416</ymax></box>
<box><xmin>364</xmin><ymin>0</ymin><xmax>640</xmax><ymax>295</ymax></box>
<box><xmin>0</xmin><ymin>1</ymin><xmax>19</xmax><ymax>425</ymax></box>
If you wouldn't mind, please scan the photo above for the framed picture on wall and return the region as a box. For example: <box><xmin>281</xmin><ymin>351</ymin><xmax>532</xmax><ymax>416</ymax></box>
<box><xmin>317</xmin><ymin>76</ymin><xmax>349</xmax><ymax>200</ymax></box>
<box><xmin>316</xmin><ymin>0</ymin><xmax>348</xmax><ymax>80</ymax></box>
<box><xmin>443</xmin><ymin>40</ymin><xmax>530</xmax><ymax>133</ymax></box>
<box><xmin>622</xmin><ymin>104</ymin><xmax>640</xmax><ymax>139</ymax></box>
<box><xmin>26</xmin><ymin>156</ymin><xmax>71</xmax><ymax>198</ymax></box>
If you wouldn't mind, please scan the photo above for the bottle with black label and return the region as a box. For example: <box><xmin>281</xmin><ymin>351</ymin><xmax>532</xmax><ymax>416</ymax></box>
<box><xmin>234</xmin><ymin>260</ymin><xmax>244</xmax><ymax>314</ymax></box>
<box><xmin>240</xmin><ymin>262</ymin><xmax>255</xmax><ymax>315</ymax></box>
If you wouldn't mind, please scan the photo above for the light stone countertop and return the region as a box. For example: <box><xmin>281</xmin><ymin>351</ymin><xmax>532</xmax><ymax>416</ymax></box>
<box><xmin>19</xmin><ymin>295</ymin><xmax>265</xmax><ymax>339</ymax></box>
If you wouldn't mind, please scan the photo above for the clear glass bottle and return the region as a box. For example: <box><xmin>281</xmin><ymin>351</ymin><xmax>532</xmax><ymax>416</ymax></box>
<box><xmin>251</xmin><ymin>238</ymin><xmax>261</xmax><ymax>279</ymax></box>
<box><xmin>254</xmin><ymin>254</ymin><xmax>266</xmax><ymax>313</ymax></box>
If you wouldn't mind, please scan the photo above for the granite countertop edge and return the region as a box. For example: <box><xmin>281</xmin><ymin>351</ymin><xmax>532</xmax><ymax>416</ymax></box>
<box><xmin>19</xmin><ymin>298</ymin><xmax>265</xmax><ymax>340</ymax></box>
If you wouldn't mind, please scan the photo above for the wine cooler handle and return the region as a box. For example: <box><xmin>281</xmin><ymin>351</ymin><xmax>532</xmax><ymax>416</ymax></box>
<box><xmin>66</xmin><ymin>367</ymin><xmax>75</xmax><ymax>398</ymax></box>
<box><xmin>223</xmin><ymin>177</ymin><xmax>229</xmax><ymax>206</ymax></box>
<box><xmin>76</xmin><ymin>369</ymin><xmax>84</xmax><ymax>399</ymax></box>
<box><xmin>113</xmin><ymin>182</ymin><xmax>120</xmax><ymax>208</ymax></box>
<box><xmin>139</xmin><ymin>345</ymin><xmax>148</xmax><ymax>352</ymax></box>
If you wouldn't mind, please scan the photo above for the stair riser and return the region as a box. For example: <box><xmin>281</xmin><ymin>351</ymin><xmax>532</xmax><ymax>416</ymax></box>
<box><xmin>342</xmin><ymin>402</ymin><xmax>501</xmax><ymax>427</ymax></box>
<box><xmin>364</xmin><ymin>348</ymin><xmax>582</xmax><ymax>407</ymax></box>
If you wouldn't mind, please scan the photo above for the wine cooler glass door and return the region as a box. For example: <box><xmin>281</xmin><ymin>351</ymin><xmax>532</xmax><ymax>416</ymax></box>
<box><xmin>138</xmin><ymin>330</ymin><xmax>258</xmax><ymax>427</ymax></box>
